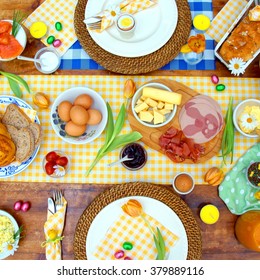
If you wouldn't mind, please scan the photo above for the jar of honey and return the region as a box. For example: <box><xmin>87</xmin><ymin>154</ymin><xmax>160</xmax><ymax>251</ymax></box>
<box><xmin>235</xmin><ymin>210</ymin><xmax>260</xmax><ymax>252</ymax></box>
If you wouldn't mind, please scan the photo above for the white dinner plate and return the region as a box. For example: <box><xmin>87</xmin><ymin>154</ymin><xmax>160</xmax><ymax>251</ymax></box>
<box><xmin>0</xmin><ymin>210</ymin><xmax>19</xmax><ymax>259</ymax></box>
<box><xmin>0</xmin><ymin>95</ymin><xmax>40</xmax><ymax>178</ymax></box>
<box><xmin>85</xmin><ymin>0</ymin><xmax>178</xmax><ymax>57</ymax></box>
<box><xmin>86</xmin><ymin>196</ymin><xmax>188</xmax><ymax>260</ymax></box>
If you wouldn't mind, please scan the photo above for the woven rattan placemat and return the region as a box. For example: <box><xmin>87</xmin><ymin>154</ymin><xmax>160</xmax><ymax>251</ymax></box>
<box><xmin>74</xmin><ymin>0</ymin><xmax>192</xmax><ymax>74</ymax></box>
<box><xmin>73</xmin><ymin>182</ymin><xmax>202</xmax><ymax>260</ymax></box>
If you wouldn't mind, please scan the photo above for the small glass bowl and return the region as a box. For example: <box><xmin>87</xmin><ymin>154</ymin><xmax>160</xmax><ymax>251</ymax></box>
<box><xmin>246</xmin><ymin>162</ymin><xmax>260</xmax><ymax>189</ymax></box>
<box><xmin>172</xmin><ymin>172</ymin><xmax>195</xmax><ymax>195</ymax></box>
<box><xmin>183</xmin><ymin>51</ymin><xmax>204</xmax><ymax>65</ymax></box>
<box><xmin>34</xmin><ymin>47</ymin><xmax>61</xmax><ymax>74</ymax></box>
<box><xmin>120</xmin><ymin>143</ymin><xmax>147</xmax><ymax>171</ymax></box>
<box><xmin>42</xmin><ymin>150</ymin><xmax>70</xmax><ymax>178</ymax></box>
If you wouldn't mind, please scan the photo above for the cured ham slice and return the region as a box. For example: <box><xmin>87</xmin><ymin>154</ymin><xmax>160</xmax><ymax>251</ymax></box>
<box><xmin>159</xmin><ymin>126</ymin><xmax>205</xmax><ymax>163</ymax></box>
<box><xmin>179</xmin><ymin>95</ymin><xmax>223</xmax><ymax>144</ymax></box>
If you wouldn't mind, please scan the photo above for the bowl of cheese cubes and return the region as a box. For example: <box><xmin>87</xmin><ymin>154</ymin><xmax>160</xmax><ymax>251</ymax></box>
<box><xmin>131</xmin><ymin>82</ymin><xmax>181</xmax><ymax>127</ymax></box>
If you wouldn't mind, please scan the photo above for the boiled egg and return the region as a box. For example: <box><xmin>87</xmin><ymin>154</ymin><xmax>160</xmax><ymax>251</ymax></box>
<box><xmin>74</xmin><ymin>94</ymin><xmax>93</xmax><ymax>109</ymax></box>
<box><xmin>87</xmin><ymin>109</ymin><xmax>102</xmax><ymax>125</ymax></box>
<box><xmin>70</xmin><ymin>105</ymin><xmax>89</xmax><ymax>125</ymax></box>
<box><xmin>117</xmin><ymin>14</ymin><xmax>135</xmax><ymax>31</ymax></box>
<box><xmin>57</xmin><ymin>101</ymin><xmax>73</xmax><ymax>122</ymax></box>
<box><xmin>65</xmin><ymin>121</ymin><xmax>87</xmax><ymax>136</ymax></box>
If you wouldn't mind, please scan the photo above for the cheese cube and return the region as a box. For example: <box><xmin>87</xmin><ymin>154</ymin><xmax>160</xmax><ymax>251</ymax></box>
<box><xmin>154</xmin><ymin>110</ymin><xmax>165</xmax><ymax>124</ymax></box>
<box><xmin>157</xmin><ymin>101</ymin><xmax>165</xmax><ymax>109</ymax></box>
<box><xmin>136</xmin><ymin>98</ymin><xmax>143</xmax><ymax>105</ymax></box>
<box><xmin>159</xmin><ymin>109</ymin><xmax>171</xmax><ymax>115</ymax></box>
<box><xmin>134</xmin><ymin>102</ymin><xmax>149</xmax><ymax>113</ymax></box>
<box><xmin>142</xmin><ymin>87</ymin><xmax>182</xmax><ymax>105</ymax></box>
<box><xmin>139</xmin><ymin>111</ymin><xmax>154</xmax><ymax>122</ymax></box>
<box><xmin>144</xmin><ymin>97</ymin><xmax>158</xmax><ymax>108</ymax></box>
<box><xmin>164</xmin><ymin>103</ymin><xmax>174</xmax><ymax>110</ymax></box>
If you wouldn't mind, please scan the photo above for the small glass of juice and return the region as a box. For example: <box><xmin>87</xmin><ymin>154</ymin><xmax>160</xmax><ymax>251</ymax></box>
<box><xmin>172</xmin><ymin>172</ymin><xmax>195</xmax><ymax>195</ymax></box>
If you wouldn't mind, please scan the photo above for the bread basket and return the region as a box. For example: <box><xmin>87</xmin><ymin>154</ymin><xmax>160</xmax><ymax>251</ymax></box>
<box><xmin>214</xmin><ymin>0</ymin><xmax>260</xmax><ymax>70</ymax></box>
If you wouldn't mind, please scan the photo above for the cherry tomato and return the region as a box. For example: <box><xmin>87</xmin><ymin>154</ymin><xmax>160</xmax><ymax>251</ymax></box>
<box><xmin>56</xmin><ymin>156</ymin><xmax>68</xmax><ymax>166</ymax></box>
<box><xmin>45</xmin><ymin>161</ymin><xmax>55</xmax><ymax>175</ymax></box>
<box><xmin>46</xmin><ymin>151</ymin><xmax>60</xmax><ymax>162</ymax></box>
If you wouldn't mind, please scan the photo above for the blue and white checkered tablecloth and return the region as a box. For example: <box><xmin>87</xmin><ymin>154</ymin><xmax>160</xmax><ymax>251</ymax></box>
<box><xmin>60</xmin><ymin>0</ymin><xmax>215</xmax><ymax>70</ymax></box>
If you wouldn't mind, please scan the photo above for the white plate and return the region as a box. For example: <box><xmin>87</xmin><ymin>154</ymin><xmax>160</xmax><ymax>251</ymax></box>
<box><xmin>85</xmin><ymin>0</ymin><xmax>178</xmax><ymax>57</ymax></box>
<box><xmin>0</xmin><ymin>210</ymin><xmax>19</xmax><ymax>259</ymax></box>
<box><xmin>0</xmin><ymin>95</ymin><xmax>40</xmax><ymax>178</ymax></box>
<box><xmin>86</xmin><ymin>196</ymin><xmax>188</xmax><ymax>260</ymax></box>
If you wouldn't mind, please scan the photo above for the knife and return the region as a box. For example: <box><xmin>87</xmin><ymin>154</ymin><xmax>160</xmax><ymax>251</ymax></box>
<box><xmin>48</xmin><ymin>197</ymin><xmax>56</xmax><ymax>214</ymax></box>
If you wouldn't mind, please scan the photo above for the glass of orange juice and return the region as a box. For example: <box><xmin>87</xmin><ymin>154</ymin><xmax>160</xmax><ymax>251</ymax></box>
<box><xmin>235</xmin><ymin>211</ymin><xmax>260</xmax><ymax>252</ymax></box>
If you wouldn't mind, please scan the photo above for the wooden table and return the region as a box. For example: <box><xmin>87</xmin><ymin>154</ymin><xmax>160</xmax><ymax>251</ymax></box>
<box><xmin>0</xmin><ymin>0</ymin><xmax>260</xmax><ymax>260</ymax></box>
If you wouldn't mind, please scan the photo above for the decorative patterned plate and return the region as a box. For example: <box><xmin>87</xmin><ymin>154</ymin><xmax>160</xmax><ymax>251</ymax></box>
<box><xmin>0</xmin><ymin>96</ymin><xmax>40</xmax><ymax>178</ymax></box>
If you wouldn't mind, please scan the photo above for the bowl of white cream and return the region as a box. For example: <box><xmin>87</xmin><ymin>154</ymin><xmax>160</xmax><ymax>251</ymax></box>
<box><xmin>34</xmin><ymin>47</ymin><xmax>61</xmax><ymax>74</ymax></box>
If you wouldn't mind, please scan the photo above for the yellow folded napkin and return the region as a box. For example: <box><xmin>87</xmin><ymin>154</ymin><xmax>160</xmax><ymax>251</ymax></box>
<box><xmin>43</xmin><ymin>197</ymin><xmax>67</xmax><ymax>260</ymax></box>
<box><xmin>206</xmin><ymin>0</ymin><xmax>248</xmax><ymax>42</ymax></box>
<box><xmin>93</xmin><ymin>212</ymin><xmax>179</xmax><ymax>260</ymax></box>
<box><xmin>85</xmin><ymin>0</ymin><xmax>157</xmax><ymax>32</ymax></box>
<box><xmin>24</xmin><ymin>0</ymin><xmax>77</xmax><ymax>56</ymax></box>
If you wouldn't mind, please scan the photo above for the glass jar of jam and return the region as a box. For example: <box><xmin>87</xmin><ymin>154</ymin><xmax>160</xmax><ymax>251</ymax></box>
<box><xmin>235</xmin><ymin>210</ymin><xmax>260</xmax><ymax>252</ymax></box>
<box><xmin>120</xmin><ymin>143</ymin><xmax>147</xmax><ymax>171</ymax></box>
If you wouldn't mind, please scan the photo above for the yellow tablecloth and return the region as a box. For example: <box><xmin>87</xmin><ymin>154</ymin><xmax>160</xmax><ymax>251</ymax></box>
<box><xmin>0</xmin><ymin>75</ymin><xmax>259</xmax><ymax>184</ymax></box>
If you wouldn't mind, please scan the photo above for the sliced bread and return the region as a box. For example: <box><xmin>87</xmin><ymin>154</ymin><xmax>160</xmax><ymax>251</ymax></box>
<box><xmin>6</xmin><ymin>125</ymin><xmax>35</xmax><ymax>163</ymax></box>
<box><xmin>28</xmin><ymin>122</ymin><xmax>42</xmax><ymax>147</ymax></box>
<box><xmin>2</xmin><ymin>104</ymin><xmax>31</xmax><ymax>129</ymax></box>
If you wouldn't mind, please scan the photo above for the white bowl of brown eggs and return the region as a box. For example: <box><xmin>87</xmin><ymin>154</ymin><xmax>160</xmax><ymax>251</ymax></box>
<box><xmin>51</xmin><ymin>87</ymin><xmax>108</xmax><ymax>144</ymax></box>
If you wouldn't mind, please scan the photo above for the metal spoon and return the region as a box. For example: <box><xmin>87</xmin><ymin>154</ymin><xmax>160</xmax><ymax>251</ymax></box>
<box><xmin>107</xmin><ymin>155</ymin><xmax>134</xmax><ymax>167</ymax></box>
<box><xmin>17</xmin><ymin>55</ymin><xmax>47</xmax><ymax>66</ymax></box>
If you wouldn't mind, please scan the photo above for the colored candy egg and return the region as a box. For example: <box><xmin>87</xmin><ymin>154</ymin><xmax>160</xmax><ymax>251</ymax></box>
<box><xmin>47</xmin><ymin>35</ymin><xmax>55</xmax><ymax>44</ymax></box>
<box><xmin>123</xmin><ymin>241</ymin><xmax>133</xmax><ymax>250</ymax></box>
<box><xmin>124</xmin><ymin>256</ymin><xmax>132</xmax><ymax>260</ymax></box>
<box><xmin>55</xmin><ymin>22</ymin><xmax>63</xmax><ymax>31</ymax></box>
<box><xmin>211</xmin><ymin>74</ymin><xmax>219</xmax><ymax>84</ymax></box>
<box><xmin>53</xmin><ymin>39</ymin><xmax>62</xmax><ymax>48</ymax></box>
<box><xmin>216</xmin><ymin>84</ymin><xmax>225</xmax><ymax>91</ymax></box>
<box><xmin>114</xmin><ymin>250</ymin><xmax>124</xmax><ymax>259</ymax></box>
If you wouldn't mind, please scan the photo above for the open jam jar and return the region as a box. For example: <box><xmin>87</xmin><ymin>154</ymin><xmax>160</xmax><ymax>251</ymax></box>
<box><xmin>120</xmin><ymin>143</ymin><xmax>147</xmax><ymax>171</ymax></box>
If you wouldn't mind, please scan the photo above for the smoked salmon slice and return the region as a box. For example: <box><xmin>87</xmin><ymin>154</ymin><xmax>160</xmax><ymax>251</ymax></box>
<box><xmin>0</xmin><ymin>34</ymin><xmax>23</xmax><ymax>59</ymax></box>
<box><xmin>0</xmin><ymin>21</ymin><xmax>12</xmax><ymax>34</ymax></box>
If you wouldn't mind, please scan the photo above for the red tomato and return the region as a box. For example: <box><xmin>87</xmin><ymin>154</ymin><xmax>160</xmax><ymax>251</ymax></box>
<box><xmin>45</xmin><ymin>161</ymin><xmax>55</xmax><ymax>175</ymax></box>
<box><xmin>56</xmin><ymin>156</ymin><xmax>68</xmax><ymax>166</ymax></box>
<box><xmin>46</xmin><ymin>151</ymin><xmax>60</xmax><ymax>162</ymax></box>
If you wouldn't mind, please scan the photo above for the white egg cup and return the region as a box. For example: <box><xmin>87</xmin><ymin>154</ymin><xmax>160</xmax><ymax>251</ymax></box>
<box><xmin>116</xmin><ymin>13</ymin><xmax>136</xmax><ymax>38</ymax></box>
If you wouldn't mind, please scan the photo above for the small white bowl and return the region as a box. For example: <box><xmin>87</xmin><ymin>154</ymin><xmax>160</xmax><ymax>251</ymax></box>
<box><xmin>51</xmin><ymin>87</ymin><xmax>108</xmax><ymax>145</ymax></box>
<box><xmin>0</xmin><ymin>20</ymin><xmax>27</xmax><ymax>61</ymax></box>
<box><xmin>233</xmin><ymin>98</ymin><xmax>260</xmax><ymax>138</ymax></box>
<box><xmin>172</xmin><ymin>172</ymin><xmax>195</xmax><ymax>195</ymax></box>
<box><xmin>131</xmin><ymin>82</ymin><xmax>177</xmax><ymax>128</ymax></box>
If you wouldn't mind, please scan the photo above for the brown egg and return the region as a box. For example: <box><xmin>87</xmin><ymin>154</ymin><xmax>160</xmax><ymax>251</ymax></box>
<box><xmin>74</xmin><ymin>94</ymin><xmax>93</xmax><ymax>109</ymax></box>
<box><xmin>65</xmin><ymin>121</ymin><xmax>87</xmax><ymax>136</ymax></box>
<box><xmin>70</xmin><ymin>105</ymin><xmax>89</xmax><ymax>125</ymax></box>
<box><xmin>87</xmin><ymin>109</ymin><xmax>102</xmax><ymax>125</ymax></box>
<box><xmin>57</xmin><ymin>101</ymin><xmax>73</xmax><ymax>122</ymax></box>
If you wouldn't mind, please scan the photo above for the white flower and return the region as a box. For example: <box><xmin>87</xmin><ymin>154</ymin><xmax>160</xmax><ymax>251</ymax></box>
<box><xmin>239</xmin><ymin>112</ymin><xmax>258</xmax><ymax>133</ymax></box>
<box><xmin>104</xmin><ymin>5</ymin><xmax>121</xmax><ymax>22</ymax></box>
<box><xmin>3</xmin><ymin>242</ymin><xmax>19</xmax><ymax>255</ymax></box>
<box><xmin>228</xmin><ymin>58</ymin><xmax>246</xmax><ymax>76</ymax></box>
<box><xmin>53</xmin><ymin>165</ymin><xmax>65</xmax><ymax>177</ymax></box>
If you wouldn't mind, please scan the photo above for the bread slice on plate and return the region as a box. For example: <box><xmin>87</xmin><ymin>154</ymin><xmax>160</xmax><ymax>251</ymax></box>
<box><xmin>2</xmin><ymin>103</ymin><xmax>31</xmax><ymax>129</ymax></box>
<box><xmin>28</xmin><ymin>122</ymin><xmax>42</xmax><ymax>147</ymax></box>
<box><xmin>6</xmin><ymin>124</ymin><xmax>35</xmax><ymax>164</ymax></box>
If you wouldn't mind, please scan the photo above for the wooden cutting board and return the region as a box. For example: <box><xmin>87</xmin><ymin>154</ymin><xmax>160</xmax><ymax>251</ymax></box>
<box><xmin>127</xmin><ymin>79</ymin><xmax>224</xmax><ymax>164</ymax></box>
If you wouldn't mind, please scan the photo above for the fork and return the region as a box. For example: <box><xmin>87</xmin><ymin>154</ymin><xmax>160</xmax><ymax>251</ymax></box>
<box><xmin>84</xmin><ymin>19</ymin><xmax>102</xmax><ymax>31</ymax></box>
<box><xmin>53</xmin><ymin>190</ymin><xmax>63</xmax><ymax>211</ymax></box>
